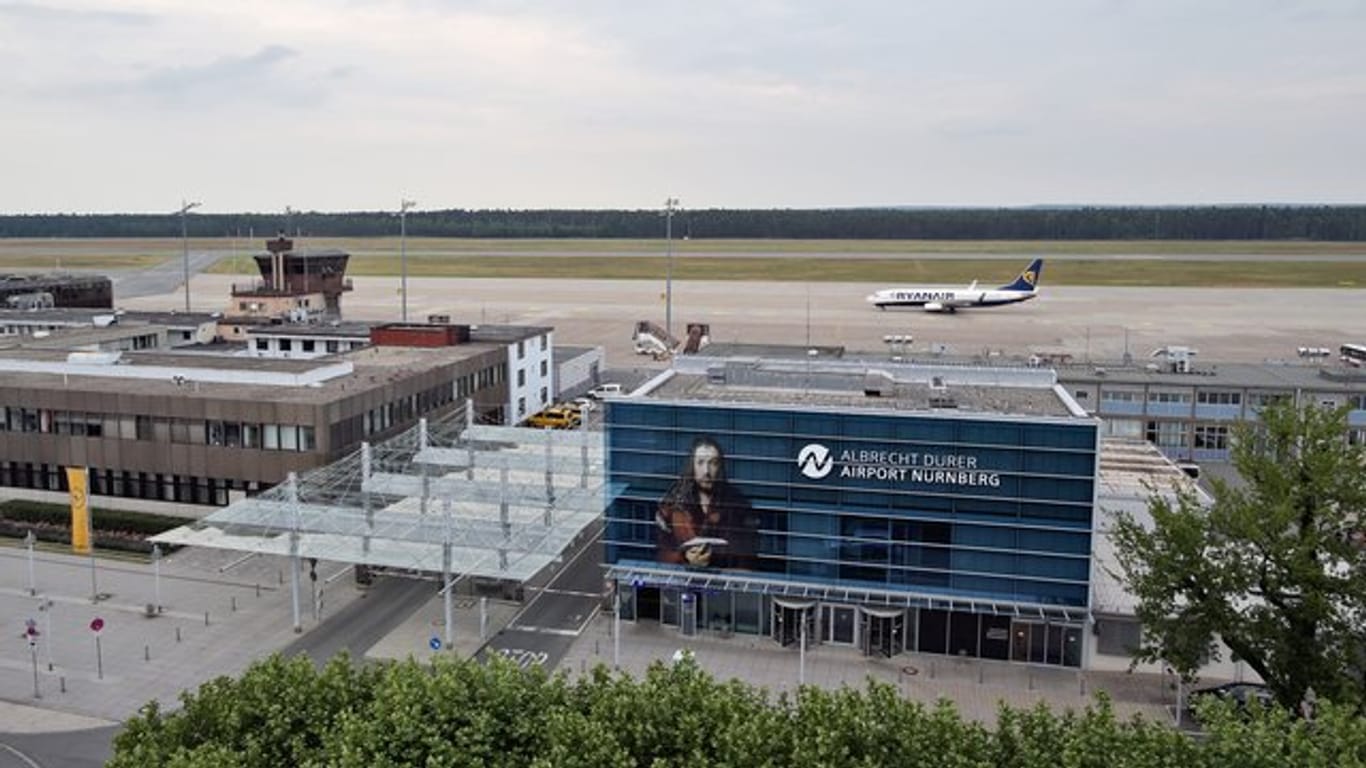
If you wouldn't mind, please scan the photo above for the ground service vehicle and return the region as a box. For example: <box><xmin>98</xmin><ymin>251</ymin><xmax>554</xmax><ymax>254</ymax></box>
<box><xmin>588</xmin><ymin>383</ymin><xmax>623</xmax><ymax>399</ymax></box>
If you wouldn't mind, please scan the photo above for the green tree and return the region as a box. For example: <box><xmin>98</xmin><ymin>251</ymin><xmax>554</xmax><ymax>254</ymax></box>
<box><xmin>1112</xmin><ymin>400</ymin><xmax>1366</xmax><ymax>710</ymax></box>
<box><xmin>111</xmin><ymin>651</ymin><xmax>1366</xmax><ymax>766</ymax></box>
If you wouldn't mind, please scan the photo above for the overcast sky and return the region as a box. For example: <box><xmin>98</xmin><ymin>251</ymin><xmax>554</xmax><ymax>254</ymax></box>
<box><xmin>3</xmin><ymin>1</ymin><xmax>1363</xmax><ymax>213</ymax></box>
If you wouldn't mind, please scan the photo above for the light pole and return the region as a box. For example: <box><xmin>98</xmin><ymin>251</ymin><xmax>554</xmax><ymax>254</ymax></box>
<box><xmin>400</xmin><ymin>199</ymin><xmax>416</xmax><ymax>322</ymax></box>
<box><xmin>152</xmin><ymin>543</ymin><xmax>162</xmax><ymax>613</ymax></box>
<box><xmin>663</xmin><ymin>197</ymin><xmax>679</xmax><ymax>346</ymax></box>
<box><xmin>178</xmin><ymin>200</ymin><xmax>201</xmax><ymax>312</ymax></box>
<box><xmin>24</xmin><ymin>529</ymin><xmax>35</xmax><ymax>595</ymax></box>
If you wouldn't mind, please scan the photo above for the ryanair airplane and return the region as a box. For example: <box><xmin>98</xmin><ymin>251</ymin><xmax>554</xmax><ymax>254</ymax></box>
<box><xmin>866</xmin><ymin>258</ymin><xmax>1044</xmax><ymax>313</ymax></box>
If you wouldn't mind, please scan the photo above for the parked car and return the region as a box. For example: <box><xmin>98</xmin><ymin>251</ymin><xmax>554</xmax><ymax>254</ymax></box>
<box><xmin>587</xmin><ymin>383</ymin><xmax>623</xmax><ymax>399</ymax></box>
<box><xmin>571</xmin><ymin>397</ymin><xmax>596</xmax><ymax>413</ymax></box>
<box><xmin>1189</xmin><ymin>682</ymin><xmax>1275</xmax><ymax>715</ymax></box>
<box><xmin>525</xmin><ymin>406</ymin><xmax>581</xmax><ymax>430</ymax></box>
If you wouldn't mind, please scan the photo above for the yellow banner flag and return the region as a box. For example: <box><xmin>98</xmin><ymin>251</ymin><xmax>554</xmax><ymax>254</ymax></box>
<box><xmin>67</xmin><ymin>467</ymin><xmax>91</xmax><ymax>554</ymax></box>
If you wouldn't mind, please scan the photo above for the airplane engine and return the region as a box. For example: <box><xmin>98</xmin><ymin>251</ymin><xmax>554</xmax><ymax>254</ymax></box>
<box><xmin>925</xmin><ymin>302</ymin><xmax>946</xmax><ymax>313</ymax></box>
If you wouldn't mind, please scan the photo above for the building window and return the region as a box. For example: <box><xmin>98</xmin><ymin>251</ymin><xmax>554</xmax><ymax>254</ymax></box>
<box><xmin>1196</xmin><ymin>390</ymin><xmax>1242</xmax><ymax>406</ymax></box>
<box><xmin>1145</xmin><ymin>420</ymin><xmax>1189</xmax><ymax>448</ymax></box>
<box><xmin>255</xmin><ymin>339</ymin><xmax>268</xmax><ymax>351</ymax></box>
<box><xmin>1249</xmin><ymin>391</ymin><xmax>1292</xmax><ymax>408</ymax></box>
<box><xmin>1096</xmin><ymin>618</ymin><xmax>1142</xmax><ymax>656</ymax></box>
<box><xmin>540</xmin><ymin>360</ymin><xmax>548</xmax><ymax>377</ymax></box>
<box><xmin>326</xmin><ymin>340</ymin><xmax>339</xmax><ymax>353</ymax></box>
<box><xmin>280</xmin><ymin>339</ymin><xmax>292</xmax><ymax>352</ymax></box>
<box><xmin>1100</xmin><ymin>390</ymin><xmax>1139</xmax><ymax>403</ymax></box>
<box><xmin>1193</xmin><ymin>424</ymin><xmax>1230</xmax><ymax>450</ymax></box>
<box><xmin>540</xmin><ymin>334</ymin><xmax>548</xmax><ymax>351</ymax></box>
<box><xmin>540</xmin><ymin>386</ymin><xmax>548</xmax><ymax>404</ymax></box>
<box><xmin>517</xmin><ymin>369</ymin><xmax>526</xmax><ymax>387</ymax></box>
<box><xmin>518</xmin><ymin>397</ymin><xmax>526</xmax><ymax>416</ymax></box>
<box><xmin>1147</xmin><ymin>391</ymin><xmax>1192</xmax><ymax>404</ymax></box>
<box><xmin>517</xmin><ymin>340</ymin><xmax>525</xmax><ymax>359</ymax></box>
<box><xmin>302</xmin><ymin>340</ymin><xmax>315</xmax><ymax>353</ymax></box>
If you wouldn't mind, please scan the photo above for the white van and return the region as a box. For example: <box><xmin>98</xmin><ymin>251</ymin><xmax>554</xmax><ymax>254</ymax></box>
<box><xmin>587</xmin><ymin>383</ymin><xmax>623</xmax><ymax>399</ymax></box>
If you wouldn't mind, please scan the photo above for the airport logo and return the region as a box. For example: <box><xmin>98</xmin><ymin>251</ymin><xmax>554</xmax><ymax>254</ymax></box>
<box><xmin>796</xmin><ymin>443</ymin><xmax>834</xmax><ymax>479</ymax></box>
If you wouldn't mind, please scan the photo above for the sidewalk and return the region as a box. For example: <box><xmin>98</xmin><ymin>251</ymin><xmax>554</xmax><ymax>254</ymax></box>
<box><xmin>558</xmin><ymin>615</ymin><xmax>1177</xmax><ymax>726</ymax></box>
<box><xmin>0</xmin><ymin>542</ymin><xmax>366</xmax><ymax>726</ymax></box>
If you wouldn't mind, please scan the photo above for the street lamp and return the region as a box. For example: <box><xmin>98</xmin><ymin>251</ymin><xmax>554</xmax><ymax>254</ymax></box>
<box><xmin>663</xmin><ymin>197</ymin><xmax>679</xmax><ymax>345</ymax></box>
<box><xmin>178</xmin><ymin>200</ymin><xmax>201</xmax><ymax>312</ymax></box>
<box><xmin>400</xmin><ymin>199</ymin><xmax>417</xmax><ymax>322</ymax></box>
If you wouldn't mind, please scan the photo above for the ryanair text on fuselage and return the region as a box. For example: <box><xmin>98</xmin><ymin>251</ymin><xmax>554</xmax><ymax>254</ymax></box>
<box><xmin>866</xmin><ymin>258</ymin><xmax>1044</xmax><ymax>313</ymax></box>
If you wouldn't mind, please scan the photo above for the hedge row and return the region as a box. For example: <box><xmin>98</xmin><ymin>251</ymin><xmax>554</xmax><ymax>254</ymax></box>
<box><xmin>0</xmin><ymin>499</ymin><xmax>187</xmax><ymax>554</ymax></box>
<box><xmin>0</xmin><ymin>499</ymin><xmax>188</xmax><ymax>534</ymax></box>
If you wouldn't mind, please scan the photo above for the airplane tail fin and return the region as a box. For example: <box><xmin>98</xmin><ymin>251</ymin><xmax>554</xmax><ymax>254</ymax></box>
<box><xmin>999</xmin><ymin>258</ymin><xmax>1044</xmax><ymax>292</ymax></box>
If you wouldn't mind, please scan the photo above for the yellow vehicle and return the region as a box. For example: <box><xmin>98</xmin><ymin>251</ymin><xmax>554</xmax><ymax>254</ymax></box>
<box><xmin>526</xmin><ymin>406</ymin><xmax>581</xmax><ymax>430</ymax></box>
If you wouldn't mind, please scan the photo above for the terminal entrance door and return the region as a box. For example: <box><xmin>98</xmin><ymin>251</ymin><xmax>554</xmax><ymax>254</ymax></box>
<box><xmin>860</xmin><ymin>606</ymin><xmax>905</xmax><ymax>658</ymax></box>
<box><xmin>771</xmin><ymin>599</ymin><xmax>816</xmax><ymax>648</ymax></box>
<box><xmin>635</xmin><ymin>587</ymin><xmax>660</xmax><ymax>622</ymax></box>
<box><xmin>820</xmin><ymin>605</ymin><xmax>857</xmax><ymax>646</ymax></box>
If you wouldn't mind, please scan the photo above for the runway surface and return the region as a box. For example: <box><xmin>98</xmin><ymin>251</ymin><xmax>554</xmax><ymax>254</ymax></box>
<box><xmin>120</xmin><ymin>274</ymin><xmax>1361</xmax><ymax>365</ymax></box>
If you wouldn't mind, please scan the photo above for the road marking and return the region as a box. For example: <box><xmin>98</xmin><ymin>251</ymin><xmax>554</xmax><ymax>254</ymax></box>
<box><xmin>537</xmin><ymin>589</ymin><xmax>603</xmax><ymax>599</ymax></box>
<box><xmin>491</xmin><ymin>648</ymin><xmax>549</xmax><ymax>669</ymax></box>
<box><xmin>506</xmin><ymin>625</ymin><xmax>580</xmax><ymax>637</ymax></box>
<box><xmin>0</xmin><ymin>741</ymin><xmax>43</xmax><ymax>768</ymax></box>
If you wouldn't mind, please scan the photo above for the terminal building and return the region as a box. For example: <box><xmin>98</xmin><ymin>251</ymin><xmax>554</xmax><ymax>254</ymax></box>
<box><xmin>604</xmin><ymin>357</ymin><xmax>1101</xmax><ymax>668</ymax></box>
<box><xmin>1059</xmin><ymin>356</ymin><xmax>1366</xmax><ymax>461</ymax></box>
<box><xmin>0</xmin><ymin>321</ymin><xmax>557</xmax><ymax>510</ymax></box>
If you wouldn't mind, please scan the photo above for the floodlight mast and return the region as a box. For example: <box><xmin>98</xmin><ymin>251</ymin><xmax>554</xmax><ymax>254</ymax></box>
<box><xmin>178</xmin><ymin>200</ymin><xmax>201</xmax><ymax>312</ymax></box>
<box><xmin>400</xmin><ymin>199</ymin><xmax>417</xmax><ymax>322</ymax></box>
<box><xmin>663</xmin><ymin>197</ymin><xmax>679</xmax><ymax>346</ymax></box>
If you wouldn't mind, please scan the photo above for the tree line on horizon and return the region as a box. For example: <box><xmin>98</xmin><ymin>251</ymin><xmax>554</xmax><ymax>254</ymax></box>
<box><xmin>2</xmin><ymin>205</ymin><xmax>1364</xmax><ymax>240</ymax></box>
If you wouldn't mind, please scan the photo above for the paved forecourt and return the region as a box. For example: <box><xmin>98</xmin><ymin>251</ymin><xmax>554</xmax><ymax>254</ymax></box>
<box><xmin>0</xmin><ymin>542</ymin><xmax>366</xmax><ymax>727</ymax></box>
<box><xmin>558</xmin><ymin>615</ymin><xmax>1178</xmax><ymax>727</ymax></box>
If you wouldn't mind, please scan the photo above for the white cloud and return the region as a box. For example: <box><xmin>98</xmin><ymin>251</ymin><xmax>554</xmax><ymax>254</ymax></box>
<box><xmin>1</xmin><ymin>0</ymin><xmax>1363</xmax><ymax>212</ymax></box>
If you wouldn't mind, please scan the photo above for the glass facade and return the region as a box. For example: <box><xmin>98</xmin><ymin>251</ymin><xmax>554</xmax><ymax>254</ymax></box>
<box><xmin>606</xmin><ymin>401</ymin><xmax>1098</xmax><ymax>608</ymax></box>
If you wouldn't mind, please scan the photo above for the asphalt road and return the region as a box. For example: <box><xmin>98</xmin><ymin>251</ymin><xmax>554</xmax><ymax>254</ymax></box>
<box><xmin>0</xmin><ymin>728</ymin><xmax>118</xmax><ymax>768</ymax></box>
<box><xmin>111</xmin><ymin>250</ymin><xmax>228</xmax><ymax>300</ymax></box>
<box><xmin>478</xmin><ymin>533</ymin><xmax>605</xmax><ymax>672</ymax></box>
<box><xmin>282</xmin><ymin>575</ymin><xmax>436</xmax><ymax>665</ymax></box>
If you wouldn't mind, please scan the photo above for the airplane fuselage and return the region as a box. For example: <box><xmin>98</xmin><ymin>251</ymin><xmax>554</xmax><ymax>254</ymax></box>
<box><xmin>866</xmin><ymin>288</ymin><xmax>1037</xmax><ymax>311</ymax></box>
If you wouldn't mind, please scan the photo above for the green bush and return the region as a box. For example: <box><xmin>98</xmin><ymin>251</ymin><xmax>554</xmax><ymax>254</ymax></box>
<box><xmin>110</xmin><ymin>654</ymin><xmax>1366</xmax><ymax>768</ymax></box>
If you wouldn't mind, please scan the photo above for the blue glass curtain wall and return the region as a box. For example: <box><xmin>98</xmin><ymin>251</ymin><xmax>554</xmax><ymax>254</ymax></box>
<box><xmin>606</xmin><ymin>401</ymin><xmax>1098</xmax><ymax>609</ymax></box>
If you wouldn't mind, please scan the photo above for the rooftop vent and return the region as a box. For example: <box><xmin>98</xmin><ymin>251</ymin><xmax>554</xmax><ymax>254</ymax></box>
<box><xmin>929</xmin><ymin>394</ymin><xmax>958</xmax><ymax>409</ymax></box>
<box><xmin>863</xmin><ymin>370</ymin><xmax>895</xmax><ymax>397</ymax></box>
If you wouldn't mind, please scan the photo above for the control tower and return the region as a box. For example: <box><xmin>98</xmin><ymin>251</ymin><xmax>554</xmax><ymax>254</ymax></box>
<box><xmin>231</xmin><ymin>236</ymin><xmax>353</xmax><ymax>319</ymax></box>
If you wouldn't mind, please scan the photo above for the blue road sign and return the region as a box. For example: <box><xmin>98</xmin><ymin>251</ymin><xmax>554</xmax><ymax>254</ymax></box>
<box><xmin>429</xmin><ymin>636</ymin><xmax>442</xmax><ymax>651</ymax></box>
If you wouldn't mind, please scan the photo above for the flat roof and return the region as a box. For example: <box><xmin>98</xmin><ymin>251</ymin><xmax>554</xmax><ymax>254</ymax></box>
<box><xmin>0</xmin><ymin>342</ymin><xmax>504</xmax><ymax>404</ymax></box>
<box><xmin>643</xmin><ymin>357</ymin><xmax>1085</xmax><ymax>419</ymax></box>
<box><xmin>248</xmin><ymin>322</ymin><xmax>376</xmax><ymax>338</ymax></box>
<box><xmin>1059</xmin><ymin>360</ymin><xmax>1366</xmax><ymax>391</ymax></box>
<box><xmin>0</xmin><ymin>309</ymin><xmax>216</xmax><ymax>327</ymax></box>
<box><xmin>468</xmin><ymin>324</ymin><xmax>553</xmax><ymax>343</ymax></box>
<box><xmin>1093</xmin><ymin>439</ymin><xmax>1210</xmax><ymax>616</ymax></box>
<box><xmin>700</xmin><ymin>342</ymin><xmax>846</xmax><ymax>359</ymax></box>
<box><xmin>0</xmin><ymin>324</ymin><xmax>168</xmax><ymax>349</ymax></box>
